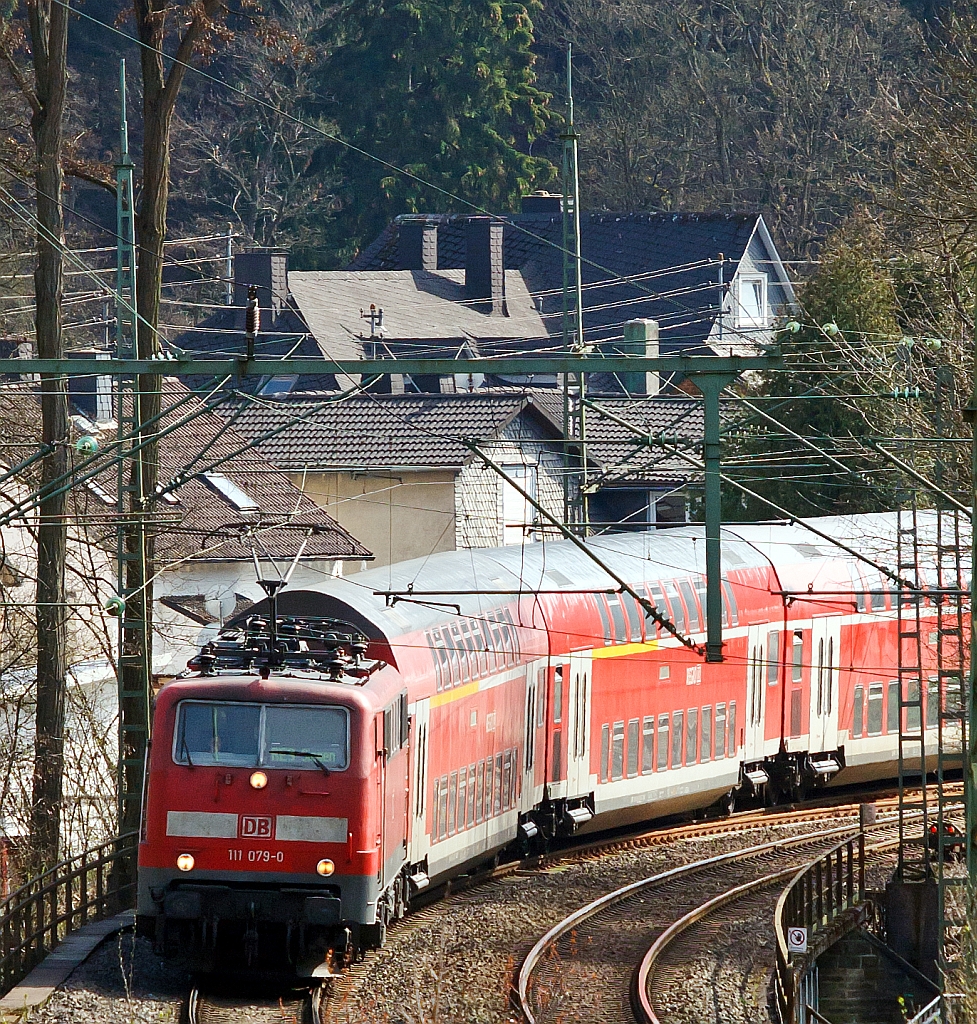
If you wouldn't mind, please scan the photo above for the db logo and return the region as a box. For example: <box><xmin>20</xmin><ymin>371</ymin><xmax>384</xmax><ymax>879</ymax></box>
<box><xmin>239</xmin><ymin>815</ymin><xmax>273</xmax><ymax>839</ymax></box>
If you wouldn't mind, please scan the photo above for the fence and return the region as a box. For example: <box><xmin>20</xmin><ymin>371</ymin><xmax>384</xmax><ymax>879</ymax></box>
<box><xmin>0</xmin><ymin>832</ymin><xmax>137</xmax><ymax>996</ymax></box>
<box><xmin>775</xmin><ymin>834</ymin><xmax>874</xmax><ymax>1024</ymax></box>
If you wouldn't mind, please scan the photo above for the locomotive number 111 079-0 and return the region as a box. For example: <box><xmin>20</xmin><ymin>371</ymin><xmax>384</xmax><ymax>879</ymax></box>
<box><xmin>228</xmin><ymin>849</ymin><xmax>286</xmax><ymax>863</ymax></box>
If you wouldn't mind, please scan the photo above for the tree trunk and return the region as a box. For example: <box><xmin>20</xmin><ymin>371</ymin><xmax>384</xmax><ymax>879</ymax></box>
<box><xmin>27</xmin><ymin>0</ymin><xmax>70</xmax><ymax>868</ymax></box>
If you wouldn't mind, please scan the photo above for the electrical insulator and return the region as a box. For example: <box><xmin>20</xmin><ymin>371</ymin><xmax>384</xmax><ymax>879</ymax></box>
<box><xmin>105</xmin><ymin>595</ymin><xmax>126</xmax><ymax>617</ymax></box>
<box><xmin>822</xmin><ymin>322</ymin><xmax>840</xmax><ymax>336</ymax></box>
<box><xmin>75</xmin><ymin>435</ymin><xmax>99</xmax><ymax>455</ymax></box>
<box><xmin>245</xmin><ymin>284</ymin><xmax>259</xmax><ymax>337</ymax></box>
<box><xmin>784</xmin><ymin>320</ymin><xmax>802</xmax><ymax>333</ymax></box>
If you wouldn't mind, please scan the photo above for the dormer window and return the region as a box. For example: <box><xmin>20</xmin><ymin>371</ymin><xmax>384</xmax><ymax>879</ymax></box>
<box><xmin>736</xmin><ymin>274</ymin><xmax>767</xmax><ymax>328</ymax></box>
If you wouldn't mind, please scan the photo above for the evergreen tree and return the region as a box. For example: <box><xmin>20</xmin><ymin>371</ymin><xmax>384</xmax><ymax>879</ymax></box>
<box><xmin>313</xmin><ymin>0</ymin><xmax>557</xmax><ymax>265</ymax></box>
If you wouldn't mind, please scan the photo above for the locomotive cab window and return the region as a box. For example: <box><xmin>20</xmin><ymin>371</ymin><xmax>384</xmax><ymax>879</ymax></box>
<box><xmin>174</xmin><ymin>701</ymin><xmax>349</xmax><ymax>770</ymax></box>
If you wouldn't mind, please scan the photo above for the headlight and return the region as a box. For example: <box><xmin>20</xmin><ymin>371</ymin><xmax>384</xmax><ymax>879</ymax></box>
<box><xmin>316</xmin><ymin>858</ymin><xmax>335</xmax><ymax>876</ymax></box>
<box><xmin>250</xmin><ymin>771</ymin><xmax>268</xmax><ymax>790</ymax></box>
<box><xmin>176</xmin><ymin>853</ymin><xmax>195</xmax><ymax>872</ymax></box>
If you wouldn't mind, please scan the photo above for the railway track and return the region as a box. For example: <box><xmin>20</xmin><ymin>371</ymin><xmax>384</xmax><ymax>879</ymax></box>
<box><xmin>516</xmin><ymin>813</ymin><xmax>910</xmax><ymax>1024</ymax></box>
<box><xmin>186</xmin><ymin>982</ymin><xmax>327</xmax><ymax>1024</ymax></box>
<box><xmin>632</xmin><ymin>835</ymin><xmax>901</xmax><ymax>1024</ymax></box>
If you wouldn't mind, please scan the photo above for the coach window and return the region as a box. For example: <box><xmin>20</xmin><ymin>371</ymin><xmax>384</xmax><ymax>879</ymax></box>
<box><xmin>767</xmin><ymin>632</ymin><xmax>780</xmax><ymax>686</ymax></box>
<box><xmin>475</xmin><ymin>761</ymin><xmax>484</xmax><ymax>822</ymax></box>
<box><xmin>467</xmin><ymin>764</ymin><xmax>477</xmax><ymax>825</ymax></box>
<box><xmin>458</xmin><ymin>769</ymin><xmax>468</xmax><ymax>831</ymax></box>
<box><xmin>870</xmin><ymin>573</ymin><xmax>887</xmax><ymax>612</ymax></box>
<box><xmin>537</xmin><ymin>670</ymin><xmax>547</xmax><ymax>728</ymax></box>
<box><xmin>792</xmin><ymin>631</ymin><xmax>804</xmax><ymax>683</ymax></box>
<box><xmin>727</xmin><ymin>701</ymin><xmax>737</xmax><ymax>757</ymax></box>
<box><xmin>594</xmin><ymin>594</ymin><xmax>612</xmax><ymax>644</ymax></box>
<box><xmin>671</xmin><ymin>710</ymin><xmax>684</xmax><ymax>768</ymax></box>
<box><xmin>553</xmin><ymin>667</ymin><xmax>564</xmax><ymax>724</ymax></box>
<box><xmin>664</xmin><ymin>581</ymin><xmax>686</xmax><ymax>633</ymax></box>
<box><xmin>488</xmin><ymin>615</ymin><xmax>504</xmax><ymax>669</ymax></box>
<box><xmin>907</xmin><ymin>679</ymin><xmax>921</xmax><ymax>733</ymax></box>
<box><xmin>607</xmin><ymin>594</ymin><xmax>628</xmax><ymax>643</ymax></box>
<box><xmin>459</xmin><ymin>622</ymin><xmax>475</xmax><ymax>676</ymax></box>
<box><xmin>502</xmin><ymin>609</ymin><xmax>519</xmax><ymax>663</ymax></box>
<box><xmin>433</xmin><ymin>779</ymin><xmax>442</xmax><ymax>839</ymax></box>
<box><xmin>657</xmin><ymin>714</ymin><xmax>669</xmax><ymax>770</ymax></box>
<box><xmin>447</xmin><ymin>773</ymin><xmax>458</xmax><ymax>835</ymax></box>
<box><xmin>694</xmin><ymin>578</ymin><xmax>708</xmax><ymax>630</ymax></box>
<box><xmin>627</xmin><ymin>719</ymin><xmax>640</xmax><ymax>778</ymax></box>
<box><xmin>887</xmin><ymin>680</ymin><xmax>900</xmax><ymax>733</ymax></box>
<box><xmin>926</xmin><ymin>677</ymin><xmax>939</xmax><ymax>728</ymax></box>
<box><xmin>685</xmin><ymin>708</ymin><xmax>699</xmax><ymax>766</ymax></box>
<box><xmin>715</xmin><ymin>704</ymin><xmax>726</xmax><ymax>758</ymax></box>
<box><xmin>852</xmin><ymin>686</ymin><xmax>864</xmax><ymax>737</ymax></box>
<box><xmin>678</xmin><ymin>580</ymin><xmax>700</xmax><ymax>633</ymax></box>
<box><xmin>438</xmin><ymin>776</ymin><xmax>449</xmax><ymax>840</ymax></box>
<box><xmin>484</xmin><ymin>758</ymin><xmax>494</xmax><ymax>818</ymax></box>
<box><xmin>494</xmin><ymin>753</ymin><xmax>504</xmax><ymax>815</ymax></box>
<box><xmin>646</xmin><ymin>582</ymin><xmax>670</xmax><ymax>637</ymax></box>
<box><xmin>722</xmin><ymin>578</ymin><xmax>739</xmax><ymax>626</ymax></box>
<box><xmin>502</xmin><ymin>751</ymin><xmax>512</xmax><ymax>811</ymax></box>
<box><xmin>611</xmin><ymin>721</ymin><xmax>625</xmax><ymax>780</ymax></box>
<box><xmin>600</xmin><ymin>724</ymin><xmax>610</xmax><ymax>783</ymax></box>
<box><xmin>701</xmin><ymin>706</ymin><xmax>713</xmax><ymax>762</ymax></box>
<box><xmin>621</xmin><ymin>590</ymin><xmax>644</xmax><ymax>642</ymax></box>
<box><xmin>445</xmin><ymin>627</ymin><xmax>461</xmax><ymax>686</ymax></box>
<box><xmin>867</xmin><ymin>683</ymin><xmax>884</xmax><ymax>735</ymax></box>
<box><xmin>642</xmin><ymin>717</ymin><xmax>655</xmax><ymax>775</ymax></box>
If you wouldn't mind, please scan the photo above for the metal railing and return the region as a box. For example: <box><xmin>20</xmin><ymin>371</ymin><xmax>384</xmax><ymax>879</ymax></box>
<box><xmin>907</xmin><ymin>996</ymin><xmax>941</xmax><ymax>1024</ymax></box>
<box><xmin>0</xmin><ymin>832</ymin><xmax>137</xmax><ymax>996</ymax></box>
<box><xmin>775</xmin><ymin>834</ymin><xmax>874</xmax><ymax>1024</ymax></box>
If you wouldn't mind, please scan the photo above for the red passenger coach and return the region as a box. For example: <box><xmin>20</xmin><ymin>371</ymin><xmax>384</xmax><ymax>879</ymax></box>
<box><xmin>137</xmin><ymin>512</ymin><xmax>959</xmax><ymax>975</ymax></box>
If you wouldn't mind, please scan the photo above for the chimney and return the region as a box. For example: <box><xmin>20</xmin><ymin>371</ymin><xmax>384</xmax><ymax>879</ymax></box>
<box><xmin>233</xmin><ymin>248</ymin><xmax>288</xmax><ymax>327</ymax></box>
<box><xmin>465</xmin><ymin>217</ymin><xmax>506</xmax><ymax>315</ymax></box>
<box><xmin>521</xmin><ymin>191</ymin><xmax>563</xmax><ymax>214</ymax></box>
<box><xmin>398</xmin><ymin>217</ymin><xmax>438</xmax><ymax>271</ymax></box>
<box><xmin>618</xmin><ymin>319</ymin><xmax>660</xmax><ymax>397</ymax></box>
<box><xmin>67</xmin><ymin>350</ymin><xmax>114</xmax><ymax>424</ymax></box>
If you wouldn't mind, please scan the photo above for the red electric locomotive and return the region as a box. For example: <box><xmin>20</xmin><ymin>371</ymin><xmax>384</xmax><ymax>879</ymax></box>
<box><xmin>137</xmin><ymin>513</ymin><xmax>956</xmax><ymax>975</ymax></box>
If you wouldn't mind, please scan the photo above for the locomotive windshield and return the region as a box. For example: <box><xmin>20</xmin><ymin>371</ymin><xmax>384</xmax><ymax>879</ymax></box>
<box><xmin>173</xmin><ymin>701</ymin><xmax>349</xmax><ymax>770</ymax></box>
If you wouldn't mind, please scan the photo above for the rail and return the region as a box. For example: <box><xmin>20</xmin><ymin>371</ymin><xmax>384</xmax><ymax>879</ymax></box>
<box><xmin>906</xmin><ymin>996</ymin><xmax>941</xmax><ymax>1024</ymax></box>
<box><xmin>774</xmin><ymin>834</ymin><xmax>875</xmax><ymax>1024</ymax></box>
<box><xmin>0</xmin><ymin>832</ymin><xmax>137</xmax><ymax>996</ymax></box>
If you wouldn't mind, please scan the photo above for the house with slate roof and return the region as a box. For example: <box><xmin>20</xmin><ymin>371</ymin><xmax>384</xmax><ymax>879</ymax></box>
<box><xmin>227</xmin><ymin>391</ymin><xmax>576</xmax><ymax>567</ymax></box>
<box><xmin>350</xmin><ymin>199</ymin><xmax>797</xmax><ymax>381</ymax></box>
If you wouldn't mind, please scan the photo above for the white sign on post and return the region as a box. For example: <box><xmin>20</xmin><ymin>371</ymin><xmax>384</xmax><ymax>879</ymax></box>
<box><xmin>787</xmin><ymin>926</ymin><xmax>808</xmax><ymax>954</ymax></box>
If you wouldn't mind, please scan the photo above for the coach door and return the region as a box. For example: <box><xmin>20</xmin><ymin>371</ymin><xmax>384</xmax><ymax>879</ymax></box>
<box><xmin>745</xmin><ymin>625</ymin><xmax>766</xmax><ymax>762</ymax></box>
<box><xmin>408</xmin><ymin>698</ymin><xmax>431</xmax><ymax>867</ymax></box>
<box><xmin>810</xmin><ymin>617</ymin><xmax>841</xmax><ymax>753</ymax></box>
<box><xmin>565</xmin><ymin>653</ymin><xmax>593</xmax><ymax>796</ymax></box>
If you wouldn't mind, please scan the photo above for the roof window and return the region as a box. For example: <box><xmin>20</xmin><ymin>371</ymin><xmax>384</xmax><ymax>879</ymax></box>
<box><xmin>201</xmin><ymin>473</ymin><xmax>260</xmax><ymax>515</ymax></box>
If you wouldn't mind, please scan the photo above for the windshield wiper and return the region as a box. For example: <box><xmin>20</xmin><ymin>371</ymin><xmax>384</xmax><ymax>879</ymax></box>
<box><xmin>268</xmin><ymin>749</ymin><xmax>331</xmax><ymax>777</ymax></box>
<box><xmin>180</xmin><ymin>733</ymin><xmax>194</xmax><ymax>768</ymax></box>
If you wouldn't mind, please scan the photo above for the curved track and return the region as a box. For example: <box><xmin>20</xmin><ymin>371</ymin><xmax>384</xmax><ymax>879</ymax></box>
<box><xmin>516</xmin><ymin>815</ymin><xmax>906</xmax><ymax>1024</ymax></box>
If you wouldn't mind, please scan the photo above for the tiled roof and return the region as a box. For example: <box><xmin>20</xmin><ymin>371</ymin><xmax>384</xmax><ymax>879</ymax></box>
<box><xmin>227</xmin><ymin>391</ymin><xmax>564</xmax><ymax>470</ymax></box>
<box><xmin>350</xmin><ymin>212</ymin><xmax>762</xmax><ymax>354</ymax></box>
<box><xmin>0</xmin><ymin>380</ymin><xmax>371</xmax><ymax>563</ymax></box>
<box><xmin>529</xmin><ymin>391</ymin><xmax>738</xmax><ymax>486</ymax></box>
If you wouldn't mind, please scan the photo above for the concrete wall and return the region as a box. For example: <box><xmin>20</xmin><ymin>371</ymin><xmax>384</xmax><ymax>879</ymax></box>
<box><xmin>290</xmin><ymin>469</ymin><xmax>456</xmax><ymax>569</ymax></box>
